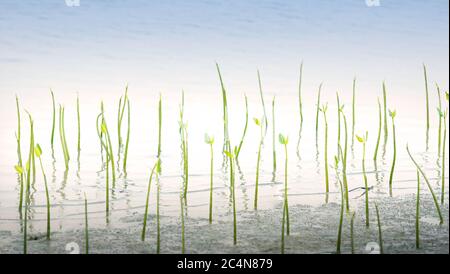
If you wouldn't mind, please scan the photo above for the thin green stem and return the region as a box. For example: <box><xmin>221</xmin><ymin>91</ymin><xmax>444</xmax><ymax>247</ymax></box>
<box><xmin>315</xmin><ymin>83</ymin><xmax>323</xmax><ymax>134</ymax></box>
<box><xmin>123</xmin><ymin>99</ymin><xmax>131</xmax><ymax>171</ymax></box>
<box><xmin>38</xmin><ymin>156</ymin><xmax>51</xmax><ymax>239</ymax></box>
<box><xmin>416</xmin><ymin>170</ymin><xmax>420</xmax><ymax>249</ymax></box>
<box><xmin>383</xmin><ymin>82</ymin><xmax>388</xmax><ymax>140</ymax></box>
<box><xmin>141</xmin><ymin>161</ymin><xmax>158</xmax><ymax>241</ymax></box>
<box><xmin>209</xmin><ymin>144</ymin><xmax>214</xmax><ymax>223</ymax></box>
<box><xmin>373</xmin><ymin>98</ymin><xmax>382</xmax><ymax>161</ymax></box>
<box><xmin>423</xmin><ymin>64</ymin><xmax>430</xmax><ymax>132</ymax></box>
<box><xmin>272</xmin><ymin>97</ymin><xmax>276</xmax><ymax>172</ymax></box>
<box><xmin>257</xmin><ymin>70</ymin><xmax>268</xmax><ymax>137</ymax></box>
<box><xmin>442</xmin><ymin>111</ymin><xmax>447</xmax><ymax>204</ymax></box>
<box><xmin>389</xmin><ymin>115</ymin><xmax>397</xmax><ymax>195</ymax></box>
<box><xmin>298</xmin><ymin>62</ymin><xmax>304</xmax><ymax>126</ymax></box>
<box><xmin>375</xmin><ymin>203</ymin><xmax>384</xmax><ymax>254</ymax></box>
<box><xmin>352</xmin><ymin>78</ymin><xmax>356</xmax><ymax>147</ymax></box>
<box><xmin>236</xmin><ymin>95</ymin><xmax>248</xmax><ymax>159</ymax></box>
<box><xmin>50</xmin><ymin>90</ymin><xmax>56</xmax><ymax>146</ymax></box>
<box><xmin>77</xmin><ymin>94</ymin><xmax>81</xmax><ymax>152</ymax></box>
<box><xmin>84</xmin><ymin>193</ymin><xmax>89</xmax><ymax>254</ymax></box>
<box><xmin>406</xmin><ymin>145</ymin><xmax>443</xmax><ymax>224</ymax></box>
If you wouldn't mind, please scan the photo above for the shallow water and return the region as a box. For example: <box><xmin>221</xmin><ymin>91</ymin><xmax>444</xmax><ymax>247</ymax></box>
<box><xmin>0</xmin><ymin>0</ymin><xmax>448</xmax><ymax>254</ymax></box>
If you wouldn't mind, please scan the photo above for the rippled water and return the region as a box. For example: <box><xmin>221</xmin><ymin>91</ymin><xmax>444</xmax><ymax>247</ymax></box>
<box><xmin>0</xmin><ymin>0</ymin><xmax>448</xmax><ymax>253</ymax></box>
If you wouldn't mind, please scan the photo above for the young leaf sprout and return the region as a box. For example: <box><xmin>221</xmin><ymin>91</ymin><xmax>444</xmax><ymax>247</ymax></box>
<box><xmin>356</xmin><ymin>132</ymin><xmax>370</xmax><ymax>227</ymax></box>
<box><xmin>257</xmin><ymin>70</ymin><xmax>268</xmax><ymax>137</ymax></box>
<box><xmin>416</xmin><ymin>170</ymin><xmax>420</xmax><ymax>249</ymax></box>
<box><xmin>442</xmin><ymin>91</ymin><xmax>448</xmax><ymax>204</ymax></box>
<box><xmin>141</xmin><ymin>161</ymin><xmax>158</xmax><ymax>241</ymax></box>
<box><xmin>315</xmin><ymin>83</ymin><xmax>323</xmax><ymax>135</ymax></box>
<box><xmin>373</xmin><ymin>97</ymin><xmax>382</xmax><ymax>161</ymax></box>
<box><xmin>298</xmin><ymin>62</ymin><xmax>304</xmax><ymax>126</ymax></box>
<box><xmin>35</xmin><ymin>144</ymin><xmax>51</xmax><ymax>239</ymax></box>
<box><xmin>272</xmin><ymin>97</ymin><xmax>277</xmax><ymax>172</ymax></box>
<box><xmin>279</xmin><ymin>134</ymin><xmax>289</xmax><ymax>253</ymax></box>
<box><xmin>320</xmin><ymin>104</ymin><xmax>329</xmax><ymax>194</ymax></box>
<box><xmin>224</xmin><ymin>148</ymin><xmax>237</xmax><ymax>245</ymax></box>
<box><xmin>50</xmin><ymin>90</ymin><xmax>56</xmax><ymax>147</ymax></box>
<box><xmin>14</xmin><ymin>165</ymin><xmax>24</xmax><ymax>213</ymax></box>
<box><xmin>388</xmin><ymin>110</ymin><xmax>397</xmax><ymax>195</ymax></box>
<box><xmin>375</xmin><ymin>203</ymin><xmax>384</xmax><ymax>254</ymax></box>
<box><xmin>123</xmin><ymin>99</ymin><xmax>131</xmax><ymax>171</ymax></box>
<box><xmin>406</xmin><ymin>145</ymin><xmax>443</xmax><ymax>224</ymax></box>
<box><xmin>216</xmin><ymin>63</ymin><xmax>230</xmax><ymax>152</ymax></box>
<box><xmin>204</xmin><ymin>134</ymin><xmax>215</xmax><ymax>223</ymax></box>
<box><xmin>84</xmin><ymin>193</ymin><xmax>89</xmax><ymax>254</ymax></box>
<box><xmin>254</xmin><ymin>117</ymin><xmax>264</xmax><ymax>210</ymax></box>
<box><xmin>236</xmin><ymin>94</ymin><xmax>248</xmax><ymax>159</ymax></box>
<box><xmin>423</xmin><ymin>64</ymin><xmax>430</xmax><ymax>132</ymax></box>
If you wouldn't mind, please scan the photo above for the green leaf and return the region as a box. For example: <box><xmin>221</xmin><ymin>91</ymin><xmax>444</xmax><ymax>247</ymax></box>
<box><xmin>356</xmin><ymin>135</ymin><xmax>364</xmax><ymax>143</ymax></box>
<box><xmin>445</xmin><ymin>91</ymin><xmax>449</xmax><ymax>101</ymax></box>
<box><xmin>253</xmin><ymin>118</ymin><xmax>260</xmax><ymax>126</ymax></box>
<box><xmin>278</xmin><ymin>134</ymin><xmax>288</xmax><ymax>145</ymax></box>
<box><xmin>14</xmin><ymin>165</ymin><xmax>23</xmax><ymax>174</ymax></box>
<box><xmin>224</xmin><ymin>150</ymin><xmax>233</xmax><ymax>159</ymax></box>
<box><xmin>101</xmin><ymin>122</ymin><xmax>107</xmax><ymax>134</ymax></box>
<box><xmin>389</xmin><ymin>109</ymin><xmax>396</xmax><ymax>118</ymax></box>
<box><xmin>204</xmin><ymin>133</ymin><xmax>214</xmax><ymax>145</ymax></box>
<box><xmin>35</xmin><ymin>144</ymin><xmax>42</xmax><ymax>157</ymax></box>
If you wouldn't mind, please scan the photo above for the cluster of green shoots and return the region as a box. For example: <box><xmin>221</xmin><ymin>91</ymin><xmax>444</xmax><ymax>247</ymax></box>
<box><xmin>117</xmin><ymin>86</ymin><xmax>131</xmax><ymax>172</ymax></box>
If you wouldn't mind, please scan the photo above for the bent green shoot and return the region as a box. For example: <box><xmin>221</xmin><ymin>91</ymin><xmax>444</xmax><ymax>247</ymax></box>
<box><xmin>35</xmin><ymin>144</ymin><xmax>51</xmax><ymax>239</ymax></box>
<box><xmin>59</xmin><ymin>105</ymin><xmax>70</xmax><ymax>170</ymax></box>
<box><xmin>224</xmin><ymin>148</ymin><xmax>237</xmax><ymax>245</ymax></box>
<box><xmin>406</xmin><ymin>145</ymin><xmax>443</xmax><ymax>224</ymax></box>
<box><xmin>375</xmin><ymin>203</ymin><xmax>384</xmax><ymax>254</ymax></box>
<box><xmin>254</xmin><ymin>117</ymin><xmax>264</xmax><ymax>210</ymax></box>
<box><xmin>236</xmin><ymin>94</ymin><xmax>248</xmax><ymax>159</ymax></box>
<box><xmin>141</xmin><ymin>161</ymin><xmax>158</xmax><ymax>241</ymax></box>
<box><xmin>320</xmin><ymin>104</ymin><xmax>329</xmax><ymax>194</ymax></box>
<box><xmin>123</xmin><ymin>99</ymin><xmax>131</xmax><ymax>172</ymax></box>
<box><xmin>416</xmin><ymin>170</ymin><xmax>420</xmax><ymax>249</ymax></box>
<box><xmin>315</xmin><ymin>83</ymin><xmax>323</xmax><ymax>136</ymax></box>
<box><xmin>279</xmin><ymin>134</ymin><xmax>289</xmax><ymax>253</ymax></box>
<box><xmin>272</xmin><ymin>97</ymin><xmax>276</xmax><ymax>172</ymax></box>
<box><xmin>84</xmin><ymin>193</ymin><xmax>89</xmax><ymax>254</ymax></box>
<box><xmin>205</xmin><ymin>134</ymin><xmax>215</xmax><ymax>223</ymax></box>
<box><xmin>298</xmin><ymin>62</ymin><xmax>304</xmax><ymax>126</ymax></box>
<box><xmin>356</xmin><ymin>132</ymin><xmax>370</xmax><ymax>227</ymax></box>
<box><xmin>373</xmin><ymin>97</ymin><xmax>382</xmax><ymax>161</ymax></box>
<box><xmin>100</xmin><ymin>110</ymin><xmax>116</xmax><ymax>184</ymax></box>
<box><xmin>388</xmin><ymin>110</ymin><xmax>397</xmax><ymax>195</ymax></box>
<box><xmin>216</xmin><ymin>63</ymin><xmax>230</xmax><ymax>152</ymax></box>
<box><xmin>257</xmin><ymin>70</ymin><xmax>268</xmax><ymax>137</ymax></box>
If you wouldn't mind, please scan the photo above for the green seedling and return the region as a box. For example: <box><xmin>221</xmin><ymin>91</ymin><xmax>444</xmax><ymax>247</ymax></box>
<box><xmin>383</xmin><ymin>82</ymin><xmax>388</xmax><ymax>140</ymax></box>
<box><xmin>205</xmin><ymin>134</ymin><xmax>215</xmax><ymax>223</ymax></box>
<box><xmin>320</xmin><ymin>104</ymin><xmax>329</xmax><ymax>193</ymax></box>
<box><xmin>375</xmin><ymin>203</ymin><xmax>384</xmax><ymax>254</ymax></box>
<box><xmin>254</xmin><ymin>117</ymin><xmax>264</xmax><ymax>210</ymax></box>
<box><xmin>406</xmin><ymin>145</ymin><xmax>443</xmax><ymax>224</ymax></box>
<box><xmin>157</xmin><ymin>94</ymin><xmax>162</xmax><ymax>173</ymax></box>
<box><xmin>336</xmin><ymin>156</ymin><xmax>344</xmax><ymax>254</ymax></box>
<box><xmin>436</xmin><ymin>84</ymin><xmax>442</xmax><ymax>157</ymax></box>
<box><xmin>356</xmin><ymin>132</ymin><xmax>370</xmax><ymax>227</ymax></box>
<box><xmin>279</xmin><ymin>134</ymin><xmax>290</xmax><ymax>254</ymax></box>
<box><xmin>442</xmin><ymin>91</ymin><xmax>448</xmax><ymax>204</ymax></box>
<box><xmin>50</xmin><ymin>90</ymin><xmax>56</xmax><ymax>147</ymax></box>
<box><xmin>224</xmin><ymin>148</ymin><xmax>238</xmax><ymax>245</ymax></box>
<box><xmin>59</xmin><ymin>105</ymin><xmax>70</xmax><ymax>170</ymax></box>
<box><xmin>216</xmin><ymin>63</ymin><xmax>230</xmax><ymax>152</ymax></box>
<box><xmin>117</xmin><ymin>85</ymin><xmax>128</xmax><ymax>154</ymax></box>
<box><xmin>35</xmin><ymin>144</ymin><xmax>51</xmax><ymax>239</ymax></box>
<box><xmin>141</xmin><ymin>161</ymin><xmax>158</xmax><ymax>241</ymax></box>
<box><xmin>373</xmin><ymin>97</ymin><xmax>382</xmax><ymax>161</ymax></box>
<box><xmin>423</xmin><ymin>64</ymin><xmax>430</xmax><ymax>132</ymax></box>
<box><xmin>315</xmin><ymin>83</ymin><xmax>323</xmax><ymax>135</ymax></box>
<box><xmin>388</xmin><ymin>109</ymin><xmax>397</xmax><ymax>195</ymax></box>
<box><xmin>123</xmin><ymin>99</ymin><xmax>131</xmax><ymax>171</ymax></box>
